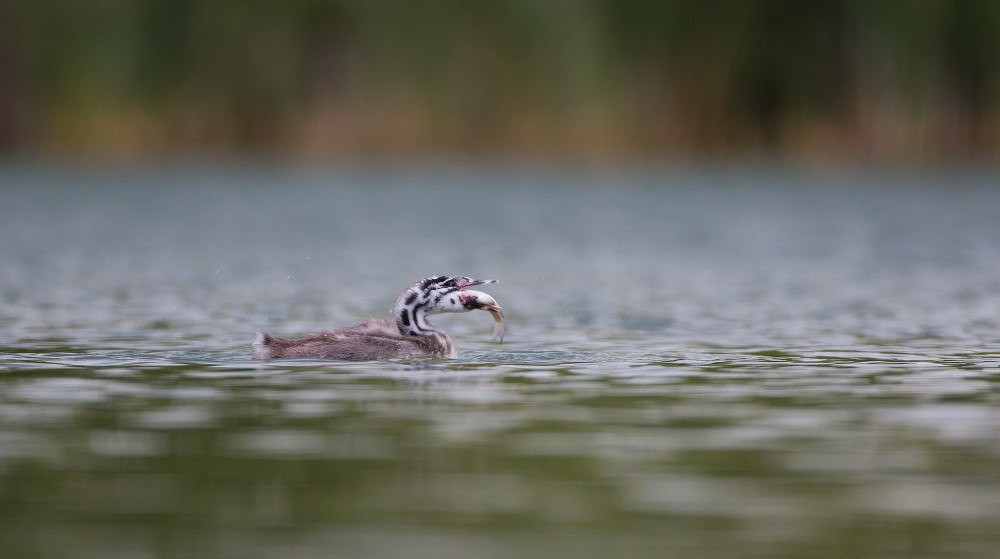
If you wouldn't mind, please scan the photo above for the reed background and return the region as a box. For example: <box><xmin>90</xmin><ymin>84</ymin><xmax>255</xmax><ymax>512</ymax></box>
<box><xmin>2</xmin><ymin>0</ymin><xmax>999</xmax><ymax>164</ymax></box>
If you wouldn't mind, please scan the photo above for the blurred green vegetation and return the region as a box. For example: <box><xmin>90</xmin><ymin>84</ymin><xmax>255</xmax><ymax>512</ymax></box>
<box><xmin>1</xmin><ymin>0</ymin><xmax>999</xmax><ymax>161</ymax></box>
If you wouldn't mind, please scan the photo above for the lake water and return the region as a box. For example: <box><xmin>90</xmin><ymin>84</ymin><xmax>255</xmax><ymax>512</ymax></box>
<box><xmin>2</xmin><ymin>162</ymin><xmax>1000</xmax><ymax>558</ymax></box>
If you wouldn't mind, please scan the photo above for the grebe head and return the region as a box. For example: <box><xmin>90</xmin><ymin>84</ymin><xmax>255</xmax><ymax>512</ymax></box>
<box><xmin>394</xmin><ymin>276</ymin><xmax>504</xmax><ymax>341</ymax></box>
<box><xmin>434</xmin><ymin>275</ymin><xmax>498</xmax><ymax>291</ymax></box>
<box><xmin>403</xmin><ymin>275</ymin><xmax>497</xmax><ymax>304</ymax></box>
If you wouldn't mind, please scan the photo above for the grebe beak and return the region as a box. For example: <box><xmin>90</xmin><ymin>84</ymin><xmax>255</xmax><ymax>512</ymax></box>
<box><xmin>457</xmin><ymin>277</ymin><xmax>498</xmax><ymax>289</ymax></box>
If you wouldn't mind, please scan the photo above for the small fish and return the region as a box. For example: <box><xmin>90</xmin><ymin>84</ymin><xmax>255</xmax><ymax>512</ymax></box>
<box><xmin>489</xmin><ymin>306</ymin><xmax>505</xmax><ymax>343</ymax></box>
<box><xmin>459</xmin><ymin>289</ymin><xmax>504</xmax><ymax>343</ymax></box>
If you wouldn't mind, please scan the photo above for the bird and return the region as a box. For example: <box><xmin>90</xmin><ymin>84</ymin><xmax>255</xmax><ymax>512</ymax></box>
<box><xmin>252</xmin><ymin>275</ymin><xmax>504</xmax><ymax>360</ymax></box>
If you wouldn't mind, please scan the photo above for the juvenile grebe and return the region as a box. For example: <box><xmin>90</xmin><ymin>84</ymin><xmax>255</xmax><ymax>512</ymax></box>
<box><xmin>252</xmin><ymin>275</ymin><xmax>504</xmax><ymax>360</ymax></box>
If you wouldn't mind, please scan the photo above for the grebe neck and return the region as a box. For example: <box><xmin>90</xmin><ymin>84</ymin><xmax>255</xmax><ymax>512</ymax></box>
<box><xmin>394</xmin><ymin>289</ymin><xmax>454</xmax><ymax>355</ymax></box>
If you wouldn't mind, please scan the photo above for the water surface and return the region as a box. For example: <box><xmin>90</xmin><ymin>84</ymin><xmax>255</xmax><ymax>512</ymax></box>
<box><xmin>2</xmin><ymin>163</ymin><xmax>1000</xmax><ymax>558</ymax></box>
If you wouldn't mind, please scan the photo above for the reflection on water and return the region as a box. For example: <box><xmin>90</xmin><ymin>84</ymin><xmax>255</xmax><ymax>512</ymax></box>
<box><xmin>2</xmin><ymin>163</ymin><xmax>1000</xmax><ymax>558</ymax></box>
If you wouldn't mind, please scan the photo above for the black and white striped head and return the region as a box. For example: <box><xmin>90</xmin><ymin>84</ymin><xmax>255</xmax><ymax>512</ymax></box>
<box><xmin>394</xmin><ymin>275</ymin><xmax>503</xmax><ymax>339</ymax></box>
<box><xmin>422</xmin><ymin>275</ymin><xmax>497</xmax><ymax>293</ymax></box>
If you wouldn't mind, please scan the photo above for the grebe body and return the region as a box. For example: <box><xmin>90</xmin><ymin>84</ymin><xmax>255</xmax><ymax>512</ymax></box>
<box><xmin>252</xmin><ymin>276</ymin><xmax>503</xmax><ymax>361</ymax></box>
